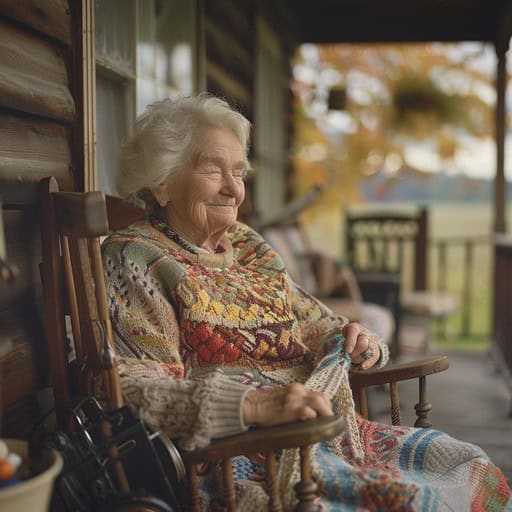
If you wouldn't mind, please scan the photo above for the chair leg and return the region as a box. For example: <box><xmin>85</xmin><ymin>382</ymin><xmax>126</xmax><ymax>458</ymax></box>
<box><xmin>359</xmin><ymin>387</ymin><xmax>369</xmax><ymax>419</ymax></box>
<box><xmin>389</xmin><ymin>381</ymin><xmax>401</xmax><ymax>425</ymax></box>
<box><xmin>265</xmin><ymin>452</ymin><xmax>283</xmax><ymax>511</ymax></box>
<box><xmin>221</xmin><ymin>458</ymin><xmax>237</xmax><ymax>512</ymax></box>
<box><xmin>186</xmin><ymin>462</ymin><xmax>201</xmax><ymax>512</ymax></box>
<box><xmin>414</xmin><ymin>376</ymin><xmax>433</xmax><ymax>428</ymax></box>
<box><xmin>294</xmin><ymin>445</ymin><xmax>320</xmax><ymax>511</ymax></box>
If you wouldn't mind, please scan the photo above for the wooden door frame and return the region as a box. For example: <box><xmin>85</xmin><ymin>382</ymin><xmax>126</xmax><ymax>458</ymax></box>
<box><xmin>71</xmin><ymin>0</ymin><xmax>97</xmax><ymax>192</ymax></box>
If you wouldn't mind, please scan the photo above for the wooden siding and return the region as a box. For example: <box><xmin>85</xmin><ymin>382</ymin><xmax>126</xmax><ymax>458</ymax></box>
<box><xmin>0</xmin><ymin>209</ymin><xmax>46</xmax><ymax>434</ymax></box>
<box><xmin>201</xmin><ymin>1</ymin><xmax>298</xmax><ymax>219</ymax></box>
<box><xmin>0</xmin><ymin>0</ymin><xmax>71</xmax><ymax>45</ymax></box>
<box><xmin>0</xmin><ymin>19</ymin><xmax>75</xmax><ymax>122</ymax></box>
<box><xmin>0</xmin><ymin>318</ymin><xmax>39</xmax><ymax>408</ymax></box>
<box><xmin>0</xmin><ymin>0</ymin><xmax>76</xmax><ymax>436</ymax></box>
<box><xmin>0</xmin><ymin>115</ymin><xmax>73</xmax><ymax>189</ymax></box>
<box><xmin>0</xmin><ymin>0</ymin><xmax>301</xmax><ymax>436</ymax></box>
<box><xmin>204</xmin><ymin>0</ymin><xmax>254</xmax><ymax>120</ymax></box>
<box><xmin>1</xmin><ymin>209</ymin><xmax>43</xmax><ymax>310</ymax></box>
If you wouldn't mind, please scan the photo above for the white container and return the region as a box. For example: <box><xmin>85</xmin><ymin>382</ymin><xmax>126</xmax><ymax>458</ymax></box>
<box><xmin>0</xmin><ymin>439</ymin><xmax>63</xmax><ymax>512</ymax></box>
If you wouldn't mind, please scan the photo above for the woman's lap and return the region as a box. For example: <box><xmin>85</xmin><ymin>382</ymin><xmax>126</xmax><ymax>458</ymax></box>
<box><xmin>315</xmin><ymin>416</ymin><xmax>511</xmax><ymax>511</ymax></box>
<box><xmin>198</xmin><ymin>413</ymin><xmax>511</xmax><ymax>511</ymax></box>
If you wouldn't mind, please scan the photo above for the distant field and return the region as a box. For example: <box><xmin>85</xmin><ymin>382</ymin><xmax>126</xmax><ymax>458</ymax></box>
<box><xmin>305</xmin><ymin>201</ymin><xmax>512</xmax><ymax>346</ymax></box>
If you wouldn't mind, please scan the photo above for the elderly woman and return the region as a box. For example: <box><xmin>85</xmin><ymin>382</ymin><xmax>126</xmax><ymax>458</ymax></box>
<box><xmin>102</xmin><ymin>94</ymin><xmax>511</xmax><ymax>511</ymax></box>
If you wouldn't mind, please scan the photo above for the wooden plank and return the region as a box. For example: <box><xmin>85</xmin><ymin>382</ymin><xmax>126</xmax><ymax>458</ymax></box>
<box><xmin>68</xmin><ymin>0</ymin><xmax>96</xmax><ymax>191</ymax></box>
<box><xmin>38</xmin><ymin>177</ymin><xmax>72</xmax><ymax>410</ymax></box>
<box><xmin>0</xmin><ymin>115</ymin><xmax>73</xmax><ymax>194</ymax></box>
<box><xmin>183</xmin><ymin>416</ymin><xmax>346</xmax><ymax>463</ymax></box>
<box><xmin>0</xmin><ymin>19</ymin><xmax>76</xmax><ymax>122</ymax></box>
<box><xmin>294</xmin><ymin>3</ymin><xmax>498</xmax><ymax>43</ymax></box>
<box><xmin>205</xmin><ymin>18</ymin><xmax>252</xmax><ymax>85</ymax></box>
<box><xmin>81</xmin><ymin>0</ymin><xmax>97</xmax><ymax>192</ymax></box>
<box><xmin>258</xmin><ymin>0</ymin><xmax>298</xmax><ymax>54</ymax></box>
<box><xmin>0</xmin><ymin>304</ymin><xmax>42</xmax><ymax>415</ymax></box>
<box><xmin>206</xmin><ymin>60</ymin><xmax>252</xmax><ymax>113</ymax></box>
<box><xmin>350</xmin><ymin>356</ymin><xmax>449</xmax><ymax>388</ymax></box>
<box><xmin>204</xmin><ymin>0</ymin><xmax>253</xmax><ymax>51</ymax></box>
<box><xmin>0</xmin><ymin>209</ymin><xmax>42</xmax><ymax>310</ymax></box>
<box><xmin>1</xmin><ymin>339</ymin><xmax>37</xmax><ymax>407</ymax></box>
<box><xmin>1</xmin><ymin>395</ymin><xmax>39</xmax><ymax>437</ymax></box>
<box><xmin>0</xmin><ymin>0</ymin><xmax>71</xmax><ymax>45</ymax></box>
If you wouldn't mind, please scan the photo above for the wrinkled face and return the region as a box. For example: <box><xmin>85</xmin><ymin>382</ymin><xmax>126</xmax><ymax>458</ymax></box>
<box><xmin>155</xmin><ymin>125</ymin><xmax>246</xmax><ymax>246</ymax></box>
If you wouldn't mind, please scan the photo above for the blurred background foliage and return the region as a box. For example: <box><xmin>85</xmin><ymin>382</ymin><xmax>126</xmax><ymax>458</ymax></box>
<box><xmin>290</xmin><ymin>43</ymin><xmax>500</xmax><ymax>216</ymax></box>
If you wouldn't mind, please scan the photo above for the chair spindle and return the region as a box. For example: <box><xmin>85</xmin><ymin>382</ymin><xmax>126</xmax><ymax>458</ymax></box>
<box><xmin>186</xmin><ymin>462</ymin><xmax>201</xmax><ymax>512</ymax></box>
<box><xmin>358</xmin><ymin>387</ymin><xmax>369</xmax><ymax>419</ymax></box>
<box><xmin>265</xmin><ymin>451</ymin><xmax>282</xmax><ymax>511</ymax></box>
<box><xmin>222</xmin><ymin>458</ymin><xmax>237</xmax><ymax>512</ymax></box>
<box><xmin>414</xmin><ymin>375</ymin><xmax>433</xmax><ymax>428</ymax></box>
<box><xmin>389</xmin><ymin>381</ymin><xmax>401</xmax><ymax>425</ymax></box>
<box><xmin>294</xmin><ymin>445</ymin><xmax>320</xmax><ymax>511</ymax></box>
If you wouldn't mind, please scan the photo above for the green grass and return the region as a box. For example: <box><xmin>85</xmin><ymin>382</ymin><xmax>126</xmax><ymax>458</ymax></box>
<box><xmin>433</xmin><ymin>333</ymin><xmax>490</xmax><ymax>352</ymax></box>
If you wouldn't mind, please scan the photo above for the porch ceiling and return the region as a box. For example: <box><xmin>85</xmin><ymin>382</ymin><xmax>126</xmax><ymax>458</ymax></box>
<box><xmin>291</xmin><ymin>0</ymin><xmax>512</xmax><ymax>44</ymax></box>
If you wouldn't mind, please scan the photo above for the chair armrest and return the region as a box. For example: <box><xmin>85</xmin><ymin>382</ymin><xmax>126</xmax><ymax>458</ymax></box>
<box><xmin>350</xmin><ymin>355</ymin><xmax>449</xmax><ymax>389</ymax></box>
<box><xmin>182</xmin><ymin>415</ymin><xmax>346</xmax><ymax>464</ymax></box>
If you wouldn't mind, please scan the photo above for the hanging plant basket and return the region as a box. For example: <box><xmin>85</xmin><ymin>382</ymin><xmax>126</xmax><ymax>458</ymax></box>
<box><xmin>391</xmin><ymin>75</ymin><xmax>464</xmax><ymax>134</ymax></box>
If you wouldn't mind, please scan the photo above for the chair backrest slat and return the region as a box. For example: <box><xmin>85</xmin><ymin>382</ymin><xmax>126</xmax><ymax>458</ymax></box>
<box><xmin>39</xmin><ymin>178</ymin><xmax>71</xmax><ymax>410</ymax></box>
<box><xmin>61</xmin><ymin>236</ymin><xmax>83</xmax><ymax>360</ymax></box>
<box><xmin>67</xmin><ymin>237</ymin><xmax>101</xmax><ymax>369</ymax></box>
<box><xmin>346</xmin><ymin>208</ymin><xmax>429</xmax><ymax>292</ymax></box>
<box><xmin>39</xmin><ymin>177</ymin><xmax>145</xmax><ymax>421</ymax></box>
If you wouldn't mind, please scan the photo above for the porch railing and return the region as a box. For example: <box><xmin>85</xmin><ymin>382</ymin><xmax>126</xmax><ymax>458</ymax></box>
<box><xmin>429</xmin><ymin>234</ymin><xmax>492</xmax><ymax>340</ymax></box>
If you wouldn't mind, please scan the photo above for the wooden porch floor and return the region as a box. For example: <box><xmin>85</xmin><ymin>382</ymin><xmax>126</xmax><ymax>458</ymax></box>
<box><xmin>368</xmin><ymin>347</ymin><xmax>512</xmax><ymax>482</ymax></box>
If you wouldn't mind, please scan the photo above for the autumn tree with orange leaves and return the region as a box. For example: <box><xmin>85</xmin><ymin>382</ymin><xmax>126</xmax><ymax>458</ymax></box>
<box><xmin>291</xmin><ymin>43</ymin><xmax>498</xmax><ymax>214</ymax></box>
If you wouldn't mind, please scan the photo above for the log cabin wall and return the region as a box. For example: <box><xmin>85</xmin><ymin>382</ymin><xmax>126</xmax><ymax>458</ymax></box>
<box><xmin>0</xmin><ymin>0</ymin><xmax>299</xmax><ymax>435</ymax></box>
<box><xmin>204</xmin><ymin>0</ymin><xmax>254</xmax><ymax>122</ymax></box>
<box><xmin>202</xmin><ymin>0</ymin><xmax>297</xmax><ymax>222</ymax></box>
<box><xmin>0</xmin><ymin>0</ymin><xmax>82</xmax><ymax>436</ymax></box>
<box><xmin>202</xmin><ymin>0</ymin><xmax>255</xmax><ymax>222</ymax></box>
<box><xmin>254</xmin><ymin>2</ymin><xmax>297</xmax><ymax>219</ymax></box>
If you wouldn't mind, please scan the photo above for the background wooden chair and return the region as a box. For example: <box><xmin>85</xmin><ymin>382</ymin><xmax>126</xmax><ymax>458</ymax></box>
<box><xmin>345</xmin><ymin>209</ymin><xmax>458</xmax><ymax>356</ymax></box>
<box><xmin>260</xmin><ymin>222</ymin><xmax>399</xmax><ymax>350</ymax></box>
<box><xmin>39</xmin><ymin>177</ymin><xmax>449</xmax><ymax>511</ymax></box>
<box><xmin>255</xmin><ymin>185</ymin><xmax>400</xmax><ymax>356</ymax></box>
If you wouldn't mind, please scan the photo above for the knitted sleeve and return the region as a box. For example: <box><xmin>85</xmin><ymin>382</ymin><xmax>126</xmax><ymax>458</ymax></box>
<box><xmin>121</xmin><ymin>369</ymin><xmax>253</xmax><ymax>451</ymax></box>
<box><xmin>289</xmin><ymin>278</ymin><xmax>389</xmax><ymax>369</ymax></box>
<box><xmin>103</xmin><ymin>240</ymin><xmax>254</xmax><ymax>450</ymax></box>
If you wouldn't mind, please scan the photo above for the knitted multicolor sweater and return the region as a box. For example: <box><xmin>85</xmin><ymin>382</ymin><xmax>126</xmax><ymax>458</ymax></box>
<box><xmin>103</xmin><ymin>221</ymin><xmax>512</xmax><ymax>511</ymax></box>
<box><xmin>102</xmin><ymin>220</ymin><xmax>387</xmax><ymax>450</ymax></box>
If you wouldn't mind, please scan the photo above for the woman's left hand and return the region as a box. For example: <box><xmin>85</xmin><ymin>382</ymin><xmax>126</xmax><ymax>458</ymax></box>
<box><xmin>342</xmin><ymin>322</ymin><xmax>381</xmax><ymax>370</ymax></box>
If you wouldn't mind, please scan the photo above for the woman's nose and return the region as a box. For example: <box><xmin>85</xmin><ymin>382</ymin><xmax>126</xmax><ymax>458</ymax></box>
<box><xmin>220</xmin><ymin>172</ymin><xmax>237</xmax><ymax>193</ymax></box>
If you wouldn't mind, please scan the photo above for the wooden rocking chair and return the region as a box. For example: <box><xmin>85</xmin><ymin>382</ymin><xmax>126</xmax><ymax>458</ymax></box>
<box><xmin>38</xmin><ymin>177</ymin><xmax>449</xmax><ymax>511</ymax></box>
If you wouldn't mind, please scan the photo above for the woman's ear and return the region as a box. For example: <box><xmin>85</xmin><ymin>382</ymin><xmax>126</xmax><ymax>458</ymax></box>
<box><xmin>153</xmin><ymin>182</ymin><xmax>170</xmax><ymax>207</ymax></box>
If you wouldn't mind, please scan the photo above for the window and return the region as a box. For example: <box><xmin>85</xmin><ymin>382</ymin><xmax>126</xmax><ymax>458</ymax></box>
<box><xmin>95</xmin><ymin>0</ymin><xmax>136</xmax><ymax>195</ymax></box>
<box><xmin>95</xmin><ymin>0</ymin><xmax>197</xmax><ymax>195</ymax></box>
<box><xmin>136</xmin><ymin>0</ymin><xmax>197</xmax><ymax>114</ymax></box>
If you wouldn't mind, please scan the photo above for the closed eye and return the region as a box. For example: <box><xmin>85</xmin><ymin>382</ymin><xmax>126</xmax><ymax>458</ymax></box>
<box><xmin>232</xmin><ymin>168</ymin><xmax>248</xmax><ymax>179</ymax></box>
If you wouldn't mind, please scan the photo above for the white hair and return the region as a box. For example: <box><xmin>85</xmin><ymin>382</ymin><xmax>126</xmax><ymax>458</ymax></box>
<box><xmin>117</xmin><ymin>93</ymin><xmax>251</xmax><ymax>208</ymax></box>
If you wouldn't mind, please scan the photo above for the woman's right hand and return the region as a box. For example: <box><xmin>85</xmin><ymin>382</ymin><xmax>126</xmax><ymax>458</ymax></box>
<box><xmin>243</xmin><ymin>384</ymin><xmax>333</xmax><ymax>427</ymax></box>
